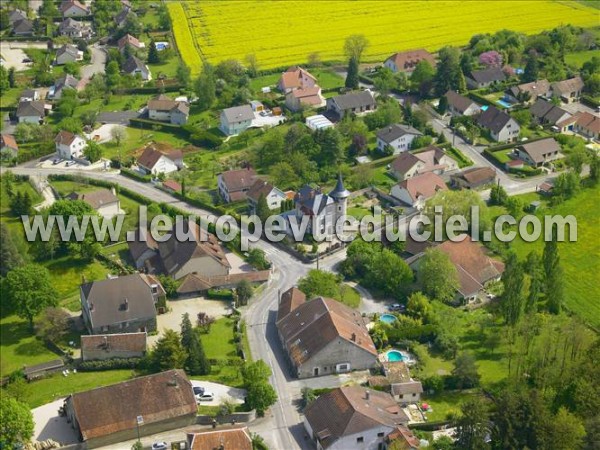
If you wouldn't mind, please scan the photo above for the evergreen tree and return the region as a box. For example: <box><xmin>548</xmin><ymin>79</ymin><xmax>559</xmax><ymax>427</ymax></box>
<box><xmin>255</xmin><ymin>193</ymin><xmax>270</xmax><ymax>222</ymax></box>
<box><xmin>524</xmin><ymin>251</ymin><xmax>543</xmax><ymax>313</ymax></box>
<box><xmin>455</xmin><ymin>398</ymin><xmax>490</xmax><ymax>450</ymax></box>
<box><xmin>501</xmin><ymin>252</ymin><xmax>525</xmax><ymax>326</ymax></box>
<box><xmin>345</xmin><ymin>57</ymin><xmax>359</xmax><ymax>89</ymax></box>
<box><xmin>236</xmin><ymin>279</ymin><xmax>253</xmax><ymax>306</ymax></box>
<box><xmin>456</xmin><ymin>68</ymin><xmax>467</xmax><ymax>93</ymax></box>
<box><xmin>0</xmin><ymin>223</ymin><xmax>25</xmax><ymax>276</ymax></box>
<box><xmin>489</xmin><ymin>184</ymin><xmax>508</xmax><ymax>206</ymax></box>
<box><xmin>523</xmin><ymin>51</ymin><xmax>539</xmax><ymax>83</ymax></box>
<box><xmin>150</xmin><ymin>329</ymin><xmax>186</xmax><ymax>371</ymax></box>
<box><xmin>147</xmin><ymin>40</ymin><xmax>160</xmax><ymax>64</ymax></box>
<box><xmin>180</xmin><ymin>313</ymin><xmax>210</xmax><ymax>375</ymax></box>
<box><xmin>434</xmin><ymin>46</ymin><xmax>462</xmax><ymax>96</ymax></box>
<box><xmin>589</xmin><ymin>152</ymin><xmax>600</xmax><ymax>185</ymax></box>
<box><xmin>543</xmin><ymin>230</ymin><xmax>564</xmax><ymax>314</ymax></box>
<box><xmin>8</xmin><ymin>67</ymin><xmax>16</xmax><ymax>88</ymax></box>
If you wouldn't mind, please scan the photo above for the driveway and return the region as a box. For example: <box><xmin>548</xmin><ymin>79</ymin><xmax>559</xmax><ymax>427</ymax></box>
<box><xmin>85</xmin><ymin>124</ymin><xmax>125</xmax><ymax>144</ymax></box>
<box><xmin>225</xmin><ymin>249</ymin><xmax>253</xmax><ymax>274</ymax></box>
<box><xmin>97</xmin><ymin>111</ymin><xmax>139</xmax><ymax>125</ymax></box>
<box><xmin>190</xmin><ymin>380</ymin><xmax>246</xmax><ymax>406</ymax></box>
<box><xmin>31</xmin><ymin>399</ymin><xmax>79</xmax><ymax>446</ymax></box>
<box><xmin>0</xmin><ymin>42</ymin><xmax>31</xmax><ymax>71</ymax></box>
<box><xmin>81</xmin><ymin>44</ymin><xmax>107</xmax><ymax>81</ymax></box>
<box><xmin>149</xmin><ymin>297</ymin><xmax>232</xmax><ymax>346</ymax></box>
<box><xmin>251</xmin><ymin>112</ymin><xmax>286</xmax><ymax>128</ymax></box>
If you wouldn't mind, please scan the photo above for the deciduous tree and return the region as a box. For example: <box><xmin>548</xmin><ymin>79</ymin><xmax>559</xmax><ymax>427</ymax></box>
<box><xmin>418</xmin><ymin>248</ymin><xmax>460</xmax><ymax>303</ymax></box>
<box><xmin>0</xmin><ymin>397</ymin><xmax>34</xmax><ymax>448</ymax></box>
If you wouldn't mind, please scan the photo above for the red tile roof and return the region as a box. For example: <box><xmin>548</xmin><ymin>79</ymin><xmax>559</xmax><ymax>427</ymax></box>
<box><xmin>0</xmin><ymin>134</ymin><xmax>18</xmax><ymax>150</ymax></box>
<box><xmin>396</xmin><ymin>172</ymin><xmax>447</xmax><ymax>203</ymax></box>
<box><xmin>386</xmin><ymin>49</ymin><xmax>436</xmax><ymax>72</ymax></box>
<box><xmin>188</xmin><ymin>427</ymin><xmax>252</xmax><ymax>450</ymax></box>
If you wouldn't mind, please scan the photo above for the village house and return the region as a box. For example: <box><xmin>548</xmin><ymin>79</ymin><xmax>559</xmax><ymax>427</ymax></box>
<box><xmin>0</xmin><ymin>134</ymin><xmax>19</xmax><ymax>160</ymax></box>
<box><xmin>64</xmin><ymin>370</ymin><xmax>197</xmax><ymax>448</ymax></box>
<box><xmin>529</xmin><ymin>98</ymin><xmax>572</xmax><ymax>129</ymax></box>
<box><xmin>285</xmin><ymin>86</ymin><xmax>325</xmax><ymax>112</ymax></box>
<box><xmin>176</xmin><ymin>270</ymin><xmax>271</xmax><ymax>298</ymax></box>
<box><xmin>572</xmin><ymin>111</ymin><xmax>600</xmax><ymax>141</ymax></box>
<box><xmin>186</xmin><ymin>427</ymin><xmax>252</xmax><ymax>450</ymax></box>
<box><xmin>515</xmin><ymin>137</ymin><xmax>563</xmax><ymax>167</ymax></box>
<box><xmin>466</xmin><ymin>67</ymin><xmax>506</xmax><ymax>89</ymax></box>
<box><xmin>277</xmin><ymin>291</ymin><xmax>378</xmax><ymax>378</ymax></box>
<box><xmin>450</xmin><ymin>166</ymin><xmax>496</xmax><ymax>189</ymax></box>
<box><xmin>505</xmin><ymin>79</ymin><xmax>551</xmax><ymax>104</ymax></box>
<box><xmin>217</xmin><ymin>167</ymin><xmax>257</xmax><ymax>202</ymax></box>
<box><xmin>304</xmin><ymin>386</ymin><xmax>410</xmax><ymax>450</ymax></box>
<box><xmin>55</xmin><ymin>130</ymin><xmax>86</xmax><ymax>160</ymax></box>
<box><xmin>115</xmin><ymin>8</ymin><xmax>137</xmax><ymax>28</ymax></box>
<box><xmin>219</xmin><ymin>104</ymin><xmax>254</xmax><ymax>136</ymax></box>
<box><xmin>278</xmin><ymin>66</ymin><xmax>318</xmax><ymax>93</ymax></box>
<box><xmin>60</xmin><ymin>0</ymin><xmax>90</xmax><ymax>17</ymax></box>
<box><xmin>80</xmin><ymin>273</ymin><xmax>165</xmax><ymax>334</ymax></box>
<box><xmin>326</xmin><ymin>90</ymin><xmax>376</xmax><ymax>120</ymax></box>
<box><xmin>50</xmin><ymin>74</ymin><xmax>80</xmax><ymax>99</ymax></box>
<box><xmin>122</xmin><ymin>55</ymin><xmax>151</xmax><ymax>80</ymax></box>
<box><xmin>246</xmin><ymin>179</ymin><xmax>287</xmax><ymax>211</ymax></box>
<box><xmin>285</xmin><ymin>174</ymin><xmax>349</xmax><ymax>239</ymax></box>
<box><xmin>12</xmin><ymin>18</ymin><xmax>33</xmax><ymax>36</ymax></box>
<box><xmin>162</xmin><ymin>179</ymin><xmax>182</xmax><ymax>194</ymax></box>
<box><xmin>136</xmin><ymin>143</ymin><xmax>183</xmax><ymax>175</ymax></box>
<box><xmin>55</xmin><ymin>44</ymin><xmax>83</xmax><ymax>65</ymax></box>
<box><xmin>551</xmin><ymin>76</ymin><xmax>584</xmax><ymax>103</ymax></box>
<box><xmin>16</xmin><ymin>101</ymin><xmax>46</xmax><ymax>123</ymax></box>
<box><xmin>408</xmin><ymin>234</ymin><xmax>505</xmax><ymax>302</ymax></box>
<box><xmin>128</xmin><ymin>219</ymin><xmax>231</xmax><ymax>281</ymax></box>
<box><xmin>81</xmin><ymin>332</ymin><xmax>147</xmax><ymax>361</ymax></box>
<box><xmin>476</xmin><ymin>106</ymin><xmax>520</xmax><ymax>142</ymax></box>
<box><xmin>445</xmin><ymin>90</ymin><xmax>481</xmax><ymax>117</ymax></box>
<box><xmin>390</xmin><ymin>172</ymin><xmax>447</xmax><ymax>208</ymax></box>
<box><xmin>390</xmin><ymin>145</ymin><xmax>458</xmax><ymax>181</ymax></box>
<box><xmin>58</xmin><ymin>17</ymin><xmax>92</xmax><ymax>39</ymax></box>
<box><xmin>376</xmin><ymin>124</ymin><xmax>423</xmax><ymax>154</ymax></box>
<box><xmin>384</xmin><ymin>49</ymin><xmax>436</xmax><ymax>73</ymax></box>
<box><xmin>67</xmin><ymin>188</ymin><xmax>122</xmax><ymax>218</ymax></box>
<box><xmin>117</xmin><ymin>34</ymin><xmax>145</xmax><ymax>53</ymax></box>
<box><xmin>391</xmin><ymin>381</ymin><xmax>424</xmax><ymax>406</ymax></box>
<box><xmin>147</xmin><ymin>94</ymin><xmax>189</xmax><ymax>125</ymax></box>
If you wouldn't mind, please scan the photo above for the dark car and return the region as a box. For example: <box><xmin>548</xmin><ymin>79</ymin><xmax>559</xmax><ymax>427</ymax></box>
<box><xmin>22</xmin><ymin>58</ymin><xmax>32</xmax><ymax>63</ymax></box>
<box><xmin>193</xmin><ymin>386</ymin><xmax>205</xmax><ymax>396</ymax></box>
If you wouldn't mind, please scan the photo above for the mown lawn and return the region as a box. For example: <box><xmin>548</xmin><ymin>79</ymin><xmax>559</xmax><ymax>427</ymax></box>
<box><xmin>565</xmin><ymin>49</ymin><xmax>600</xmax><ymax>68</ymax></box>
<box><xmin>42</xmin><ymin>256</ymin><xmax>110</xmax><ymax>301</ymax></box>
<box><xmin>338</xmin><ymin>285</ymin><xmax>361</xmax><ymax>309</ymax></box>
<box><xmin>19</xmin><ymin>370</ymin><xmax>134</xmax><ymax>408</ymax></box>
<box><xmin>0</xmin><ymin>315</ymin><xmax>58</xmax><ymax>377</ymax></box>
<box><xmin>423</xmin><ymin>390</ymin><xmax>482</xmax><ymax>422</ymax></box>
<box><xmin>508</xmin><ymin>184</ymin><xmax>600</xmax><ymax>327</ymax></box>
<box><xmin>249</xmin><ymin>68</ymin><xmax>343</xmax><ymax>92</ymax></box>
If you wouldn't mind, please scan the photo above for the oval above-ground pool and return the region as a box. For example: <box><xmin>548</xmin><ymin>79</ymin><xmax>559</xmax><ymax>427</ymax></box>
<box><xmin>379</xmin><ymin>314</ymin><xmax>398</xmax><ymax>324</ymax></box>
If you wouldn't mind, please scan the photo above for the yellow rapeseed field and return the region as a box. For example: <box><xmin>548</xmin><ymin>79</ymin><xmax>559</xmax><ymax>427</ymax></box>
<box><xmin>170</xmin><ymin>1</ymin><xmax>599</xmax><ymax>74</ymax></box>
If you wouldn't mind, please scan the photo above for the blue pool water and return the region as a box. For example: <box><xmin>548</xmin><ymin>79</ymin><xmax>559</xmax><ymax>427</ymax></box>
<box><xmin>496</xmin><ymin>99</ymin><xmax>513</xmax><ymax>109</ymax></box>
<box><xmin>386</xmin><ymin>350</ymin><xmax>405</xmax><ymax>362</ymax></box>
<box><xmin>480</xmin><ymin>105</ymin><xmax>489</xmax><ymax>111</ymax></box>
<box><xmin>379</xmin><ymin>314</ymin><xmax>397</xmax><ymax>324</ymax></box>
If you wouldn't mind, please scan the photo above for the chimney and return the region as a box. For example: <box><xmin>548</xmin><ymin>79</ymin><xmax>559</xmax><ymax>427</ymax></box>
<box><xmin>351</xmin><ymin>332</ymin><xmax>356</xmax><ymax>342</ymax></box>
<box><xmin>365</xmin><ymin>390</ymin><xmax>370</xmax><ymax>401</ymax></box>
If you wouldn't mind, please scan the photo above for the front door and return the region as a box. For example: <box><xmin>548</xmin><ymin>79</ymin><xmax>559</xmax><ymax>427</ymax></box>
<box><xmin>313</xmin><ymin>367</ymin><xmax>319</xmax><ymax>376</ymax></box>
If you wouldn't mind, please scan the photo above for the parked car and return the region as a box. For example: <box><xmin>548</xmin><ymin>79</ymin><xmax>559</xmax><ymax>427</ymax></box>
<box><xmin>193</xmin><ymin>386</ymin><xmax>205</xmax><ymax>396</ymax></box>
<box><xmin>65</xmin><ymin>160</ymin><xmax>76</xmax><ymax>167</ymax></box>
<box><xmin>388</xmin><ymin>304</ymin><xmax>405</xmax><ymax>312</ymax></box>
<box><xmin>196</xmin><ymin>392</ymin><xmax>214</xmax><ymax>402</ymax></box>
<box><xmin>152</xmin><ymin>442</ymin><xmax>168</xmax><ymax>450</ymax></box>
<box><xmin>52</xmin><ymin>158</ymin><xmax>63</xmax><ymax>165</ymax></box>
<box><xmin>22</xmin><ymin>58</ymin><xmax>32</xmax><ymax>63</ymax></box>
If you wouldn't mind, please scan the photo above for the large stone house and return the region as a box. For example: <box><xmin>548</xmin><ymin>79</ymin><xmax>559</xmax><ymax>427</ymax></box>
<box><xmin>64</xmin><ymin>370</ymin><xmax>197</xmax><ymax>448</ymax></box>
<box><xmin>515</xmin><ymin>138</ymin><xmax>563</xmax><ymax>167</ymax></box>
<box><xmin>128</xmin><ymin>219</ymin><xmax>231</xmax><ymax>281</ymax></box>
<box><xmin>304</xmin><ymin>386</ymin><xmax>410</xmax><ymax>450</ymax></box>
<box><xmin>390</xmin><ymin>172</ymin><xmax>447</xmax><ymax>209</ymax></box>
<box><xmin>445</xmin><ymin>90</ymin><xmax>481</xmax><ymax>117</ymax></box>
<box><xmin>466</xmin><ymin>67</ymin><xmax>506</xmax><ymax>89</ymax></box>
<box><xmin>285</xmin><ymin>174</ymin><xmax>349</xmax><ymax>239</ymax></box>
<box><xmin>326</xmin><ymin>90</ymin><xmax>376</xmax><ymax>120</ymax></box>
<box><xmin>376</xmin><ymin>124</ymin><xmax>423</xmax><ymax>154</ymax></box>
<box><xmin>217</xmin><ymin>167</ymin><xmax>257</xmax><ymax>202</ymax></box>
<box><xmin>390</xmin><ymin>145</ymin><xmax>458</xmax><ymax>181</ymax></box>
<box><xmin>80</xmin><ymin>273</ymin><xmax>165</xmax><ymax>334</ymax></box>
<box><xmin>147</xmin><ymin>94</ymin><xmax>189</xmax><ymax>125</ymax></box>
<box><xmin>55</xmin><ymin>130</ymin><xmax>86</xmax><ymax>160</ymax></box>
<box><xmin>81</xmin><ymin>332</ymin><xmax>147</xmax><ymax>361</ymax></box>
<box><xmin>384</xmin><ymin>49</ymin><xmax>435</xmax><ymax>73</ymax></box>
<box><xmin>277</xmin><ymin>290</ymin><xmax>377</xmax><ymax>378</ymax></box>
<box><xmin>220</xmin><ymin>105</ymin><xmax>254</xmax><ymax>136</ymax></box>
<box><xmin>476</xmin><ymin>106</ymin><xmax>520</xmax><ymax>142</ymax></box>
<box><xmin>408</xmin><ymin>234</ymin><xmax>505</xmax><ymax>302</ymax></box>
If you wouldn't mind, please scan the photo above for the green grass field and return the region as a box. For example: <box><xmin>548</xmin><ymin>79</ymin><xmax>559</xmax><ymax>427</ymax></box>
<box><xmin>565</xmin><ymin>49</ymin><xmax>600</xmax><ymax>68</ymax></box>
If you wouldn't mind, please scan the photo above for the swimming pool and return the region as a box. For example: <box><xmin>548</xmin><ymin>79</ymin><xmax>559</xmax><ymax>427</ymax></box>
<box><xmin>379</xmin><ymin>314</ymin><xmax>397</xmax><ymax>324</ymax></box>
<box><xmin>386</xmin><ymin>350</ymin><xmax>405</xmax><ymax>362</ymax></box>
<box><xmin>496</xmin><ymin>99</ymin><xmax>513</xmax><ymax>108</ymax></box>
<box><xmin>480</xmin><ymin>105</ymin><xmax>489</xmax><ymax>111</ymax></box>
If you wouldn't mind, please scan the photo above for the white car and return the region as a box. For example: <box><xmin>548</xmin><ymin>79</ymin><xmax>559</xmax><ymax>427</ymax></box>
<box><xmin>196</xmin><ymin>392</ymin><xmax>214</xmax><ymax>402</ymax></box>
<box><xmin>152</xmin><ymin>442</ymin><xmax>168</xmax><ymax>450</ymax></box>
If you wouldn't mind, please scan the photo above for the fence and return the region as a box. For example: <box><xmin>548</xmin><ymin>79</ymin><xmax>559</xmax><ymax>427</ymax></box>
<box><xmin>196</xmin><ymin>410</ymin><xmax>256</xmax><ymax>425</ymax></box>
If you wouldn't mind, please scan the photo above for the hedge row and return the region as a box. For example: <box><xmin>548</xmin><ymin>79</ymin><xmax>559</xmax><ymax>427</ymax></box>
<box><xmin>78</xmin><ymin>357</ymin><xmax>142</xmax><ymax>371</ymax></box>
<box><xmin>117</xmin><ymin>85</ymin><xmax>183</xmax><ymax>95</ymax></box>
<box><xmin>581</xmin><ymin>95</ymin><xmax>600</xmax><ymax>109</ymax></box>
<box><xmin>129</xmin><ymin>117</ymin><xmax>188</xmax><ymax>137</ymax></box>
<box><xmin>120</xmin><ymin>168</ymin><xmax>152</xmax><ymax>183</ymax></box>
<box><xmin>207</xmin><ymin>288</ymin><xmax>234</xmax><ymax>300</ymax></box>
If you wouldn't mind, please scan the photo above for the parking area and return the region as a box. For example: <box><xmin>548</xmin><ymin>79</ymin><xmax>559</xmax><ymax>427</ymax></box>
<box><xmin>85</xmin><ymin>123</ymin><xmax>125</xmax><ymax>144</ymax></box>
<box><xmin>32</xmin><ymin>399</ymin><xmax>79</xmax><ymax>446</ymax></box>
<box><xmin>0</xmin><ymin>41</ymin><xmax>48</xmax><ymax>71</ymax></box>
<box><xmin>190</xmin><ymin>380</ymin><xmax>246</xmax><ymax>406</ymax></box>
<box><xmin>251</xmin><ymin>111</ymin><xmax>286</xmax><ymax>128</ymax></box>
<box><xmin>38</xmin><ymin>158</ymin><xmax>108</xmax><ymax>170</ymax></box>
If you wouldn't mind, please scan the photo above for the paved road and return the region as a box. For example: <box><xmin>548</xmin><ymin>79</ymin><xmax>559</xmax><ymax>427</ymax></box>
<box><xmin>81</xmin><ymin>44</ymin><xmax>107</xmax><ymax>82</ymax></box>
